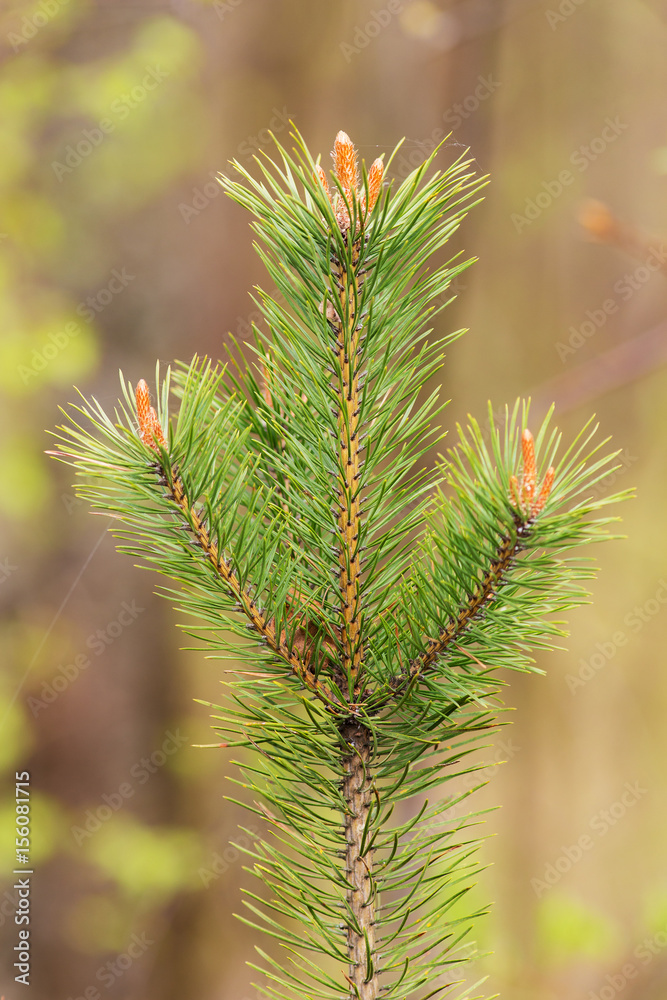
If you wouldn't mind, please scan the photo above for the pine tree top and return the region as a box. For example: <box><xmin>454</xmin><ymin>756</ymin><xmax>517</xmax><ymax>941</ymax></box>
<box><xmin>51</xmin><ymin>125</ymin><xmax>631</xmax><ymax>1000</ymax></box>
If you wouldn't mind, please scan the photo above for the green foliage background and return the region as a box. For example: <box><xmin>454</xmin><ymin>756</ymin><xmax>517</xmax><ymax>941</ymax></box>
<box><xmin>1</xmin><ymin>1</ymin><xmax>666</xmax><ymax>998</ymax></box>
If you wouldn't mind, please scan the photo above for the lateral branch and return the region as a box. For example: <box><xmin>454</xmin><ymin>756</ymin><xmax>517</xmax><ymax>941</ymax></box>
<box><xmin>135</xmin><ymin>378</ymin><xmax>340</xmax><ymax>709</ymax></box>
<box><xmin>383</xmin><ymin>518</ymin><xmax>530</xmax><ymax>704</ymax></box>
<box><xmin>169</xmin><ymin>469</ymin><xmax>341</xmax><ymax>707</ymax></box>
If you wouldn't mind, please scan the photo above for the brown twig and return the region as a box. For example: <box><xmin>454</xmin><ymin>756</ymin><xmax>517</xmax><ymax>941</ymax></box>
<box><xmin>341</xmin><ymin>719</ymin><xmax>378</xmax><ymax>1000</ymax></box>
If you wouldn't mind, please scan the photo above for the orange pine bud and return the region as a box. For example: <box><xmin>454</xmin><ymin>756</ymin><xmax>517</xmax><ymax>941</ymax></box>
<box><xmin>521</xmin><ymin>429</ymin><xmax>536</xmax><ymax>501</ymax></box>
<box><xmin>148</xmin><ymin>407</ymin><xmax>166</xmax><ymax>448</ymax></box>
<box><xmin>136</xmin><ymin>379</ymin><xmax>151</xmax><ymax>441</ymax></box>
<box><xmin>135</xmin><ymin>379</ymin><xmax>165</xmax><ymax>450</ymax></box>
<box><xmin>533</xmin><ymin>466</ymin><xmax>555</xmax><ymax>514</ymax></box>
<box><xmin>511</xmin><ymin>428</ymin><xmax>555</xmax><ymax>520</ymax></box>
<box><xmin>315</xmin><ymin>164</ymin><xmax>332</xmax><ymax>205</ymax></box>
<box><xmin>320</xmin><ymin>132</ymin><xmax>384</xmax><ymax>232</ymax></box>
<box><xmin>366</xmin><ymin>157</ymin><xmax>384</xmax><ymax>212</ymax></box>
<box><xmin>333</xmin><ymin>130</ymin><xmax>357</xmax><ymax>198</ymax></box>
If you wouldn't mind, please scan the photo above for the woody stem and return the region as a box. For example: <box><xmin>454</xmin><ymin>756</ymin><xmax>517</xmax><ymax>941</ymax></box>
<box><xmin>341</xmin><ymin>720</ymin><xmax>377</xmax><ymax>1000</ymax></box>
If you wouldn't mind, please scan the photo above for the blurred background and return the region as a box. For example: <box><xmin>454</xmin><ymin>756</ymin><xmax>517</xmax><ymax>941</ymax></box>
<box><xmin>1</xmin><ymin>0</ymin><xmax>666</xmax><ymax>997</ymax></box>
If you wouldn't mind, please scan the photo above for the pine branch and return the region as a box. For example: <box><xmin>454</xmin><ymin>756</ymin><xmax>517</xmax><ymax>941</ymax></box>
<box><xmin>383</xmin><ymin>427</ymin><xmax>556</xmax><ymax>703</ymax></box>
<box><xmin>390</xmin><ymin>526</ymin><xmax>520</xmax><ymax>699</ymax></box>
<box><xmin>159</xmin><ymin>441</ymin><xmax>341</xmax><ymax>710</ymax></box>
<box><xmin>52</xmin><ymin>126</ymin><xmax>632</xmax><ymax>1000</ymax></box>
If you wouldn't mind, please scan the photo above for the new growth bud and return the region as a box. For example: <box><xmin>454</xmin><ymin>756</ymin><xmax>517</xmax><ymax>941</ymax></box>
<box><xmin>365</xmin><ymin>157</ymin><xmax>384</xmax><ymax>214</ymax></box>
<box><xmin>315</xmin><ymin>164</ymin><xmax>332</xmax><ymax>207</ymax></box>
<box><xmin>333</xmin><ymin>130</ymin><xmax>358</xmax><ymax>201</ymax></box>
<box><xmin>315</xmin><ymin>130</ymin><xmax>385</xmax><ymax>233</ymax></box>
<box><xmin>510</xmin><ymin>429</ymin><xmax>554</xmax><ymax>519</ymax></box>
<box><xmin>135</xmin><ymin>379</ymin><xmax>166</xmax><ymax>450</ymax></box>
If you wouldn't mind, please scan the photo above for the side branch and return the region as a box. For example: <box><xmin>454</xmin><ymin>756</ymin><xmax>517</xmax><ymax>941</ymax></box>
<box><xmin>371</xmin><ymin>426</ymin><xmax>556</xmax><ymax>711</ymax></box>
<box><xmin>386</xmin><ymin>518</ymin><xmax>529</xmax><ymax>700</ymax></box>
<box><xmin>410</xmin><ymin>525</ymin><xmax>522</xmax><ymax>681</ymax></box>
<box><xmin>341</xmin><ymin>720</ymin><xmax>378</xmax><ymax>1000</ymax></box>
<box><xmin>158</xmin><ymin>462</ymin><xmax>341</xmax><ymax>709</ymax></box>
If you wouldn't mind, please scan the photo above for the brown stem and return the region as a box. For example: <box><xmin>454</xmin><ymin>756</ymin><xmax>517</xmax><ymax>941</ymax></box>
<box><xmin>409</xmin><ymin>528</ymin><xmax>518</xmax><ymax>679</ymax></box>
<box><xmin>341</xmin><ymin>720</ymin><xmax>377</xmax><ymax>1000</ymax></box>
